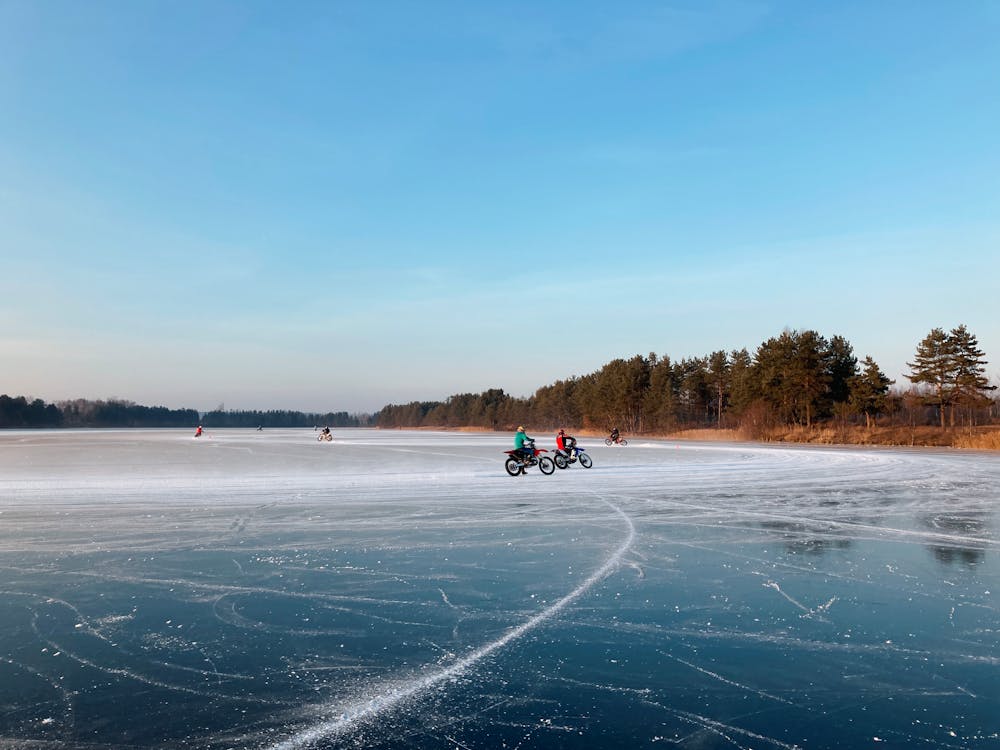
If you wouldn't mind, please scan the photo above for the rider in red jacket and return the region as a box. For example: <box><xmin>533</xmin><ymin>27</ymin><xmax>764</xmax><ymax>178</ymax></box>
<box><xmin>556</xmin><ymin>429</ymin><xmax>577</xmax><ymax>460</ymax></box>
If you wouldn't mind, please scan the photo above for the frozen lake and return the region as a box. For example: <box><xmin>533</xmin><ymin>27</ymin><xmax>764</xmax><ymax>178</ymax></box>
<box><xmin>0</xmin><ymin>429</ymin><xmax>997</xmax><ymax>749</ymax></box>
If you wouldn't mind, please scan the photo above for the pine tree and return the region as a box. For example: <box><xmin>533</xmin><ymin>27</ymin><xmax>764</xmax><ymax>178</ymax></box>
<box><xmin>706</xmin><ymin>350</ymin><xmax>730</xmax><ymax>426</ymax></box>
<box><xmin>643</xmin><ymin>355</ymin><xmax>677</xmax><ymax>433</ymax></box>
<box><xmin>791</xmin><ymin>330</ymin><xmax>830</xmax><ymax>428</ymax></box>
<box><xmin>751</xmin><ymin>331</ymin><xmax>829</xmax><ymax>426</ymax></box>
<box><xmin>907</xmin><ymin>325</ymin><xmax>995</xmax><ymax>427</ymax></box>
<box><xmin>753</xmin><ymin>330</ymin><xmax>801</xmax><ymax>425</ymax></box>
<box><xmin>949</xmin><ymin>324</ymin><xmax>996</xmax><ymax>422</ymax></box>
<box><xmin>726</xmin><ymin>348</ymin><xmax>755</xmax><ymax>418</ymax></box>
<box><xmin>848</xmin><ymin>356</ymin><xmax>894</xmax><ymax>428</ymax></box>
<box><xmin>906</xmin><ymin>327</ymin><xmax>956</xmax><ymax>428</ymax></box>
<box><xmin>827</xmin><ymin>335</ymin><xmax>858</xmax><ymax>406</ymax></box>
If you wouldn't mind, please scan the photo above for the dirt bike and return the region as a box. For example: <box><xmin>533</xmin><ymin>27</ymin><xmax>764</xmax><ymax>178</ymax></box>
<box><xmin>553</xmin><ymin>444</ymin><xmax>593</xmax><ymax>470</ymax></box>
<box><xmin>504</xmin><ymin>440</ymin><xmax>554</xmax><ymax>476</ymax></box>
<box><xmin>317</xmin><ymin>432</ymin><xmax>333</xmax><ymax>442</ymax></box>
<box><xmin>604</xmin><ymin>435</ymin><xmax>628</xmax><ymax>446</ymax></box>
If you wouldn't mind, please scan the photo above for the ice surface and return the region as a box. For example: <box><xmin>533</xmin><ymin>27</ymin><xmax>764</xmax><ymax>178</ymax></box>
<box><xmin>0</xmin><ymin>429</ymin><xmax>997</xmax><ymax>749</ymax></box>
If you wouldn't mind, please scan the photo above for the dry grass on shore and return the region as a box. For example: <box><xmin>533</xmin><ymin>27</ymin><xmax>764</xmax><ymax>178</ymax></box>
<box><xmin>953</xmin><ymin>429</ymin><xmax>1000</xmax><ymax>450</ymax></box>
<box><xmin>382</xmin><ymin>424</ymin><xmax>1000</xmax><ymax>450</ymax></box>
<box><xmin>662</xmin><ymin>428</ymin><xmax>742</xmax><ymax>442</ymax></box>
<box><xmin>665</xmin><ymin>424</ymin><xmax>1000</xmax><ymax>450</ymax></box>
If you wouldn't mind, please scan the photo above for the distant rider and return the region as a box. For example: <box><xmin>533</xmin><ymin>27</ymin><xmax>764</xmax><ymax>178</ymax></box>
<box><xmin>556</xmin><ymin>428</ymin><xmax>577</xmax><ymax>461</ymax></box>
<box><xmin>609</xmin><ymin>426</ymin><xmax>620</xmax><ymax>444</ymax></box>
<box><xmin>321</xmin><ymin>426</ymin><xmax>331</xmax><ymax>438</ymax></box>
<box><xmin>194</xmin><ymin>425</ymin><xmax>203</xmax><ymax>438</ymax></box>
<box><xmin>514</xmin><ymin>425</ymin><xmax>534</xmax><ymax>463</ymax></box>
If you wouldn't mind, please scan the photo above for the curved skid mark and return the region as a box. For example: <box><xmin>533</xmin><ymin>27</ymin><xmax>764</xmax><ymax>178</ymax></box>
<box><xmin>672</xmin><ymin>709</ymin><xmax>803</xmax><ymax>750</ymax></box>
<box><xmin>762</xmin><ymin>581</ymin><xmax>837</xmax><ymax>621</ymax></box>
<box><xmin>211</xmin><ymin>592</ymin><xmax>437</xmax><ymax>637</ymax></box>
<box><xmin>52</xmin><ymin>569</ymin><xmax>429</xmax><ymax>610</ymax></box>
<box><xmin>29</xmin><ymin>614</ymin><xmax>290</xmax><ymax>707</ymax></box>
<box><xmin>264</xmin><ymin>499</ymin><xmax>635</xmax><ymax>750</ymax></box>
<box><xmin>0</xmin><ymin>656</ymin><xmax>76</xmax><ymax>737</ymax></box>
<box><xmin>762</xmin><ymin>581</ymin><xmax>811</xmax><ymax>614</ymax></box>
<box><xmin>626</xmin><ymin>561</ymin><xmax>645</xmax><ymax>579</ymax></box>
<box><xmin>647</xmin><ymin>625</ymin><xmax>1000</xmax><ymax>667</ymax></box>
<box><xmin>438</xmin><ymin>588</ymin><xmax>459</xmax><ymax>609</ymax></box>
<box><xmin>664</xmin><ymin>653</ymin><xmax>797</xmax><ymax>706</ymax></box>
<box><xmin>0</xmin><ymin>590</ymin><xmax>117</xmax><ymax>646</ymax></box>
<box><xmin>9</xmin><ymin>590</ymin><xmax>257</xmax><ymax>688</ymax></box>
<box><xmin>603</xmin><ymin>489</ymin><xmax>999</xmax><ymax>549</ymax></box>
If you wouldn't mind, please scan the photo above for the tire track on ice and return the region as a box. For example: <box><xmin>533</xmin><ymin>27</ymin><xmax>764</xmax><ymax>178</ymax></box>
<box><xmin>261</xmin><ymin>497</ymin><xmax>635</xmax><ymax>750</ymax></box>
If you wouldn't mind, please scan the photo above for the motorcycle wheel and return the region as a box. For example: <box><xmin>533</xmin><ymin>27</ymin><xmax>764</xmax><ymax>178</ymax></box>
<box><xmin>505</xmin><ymin>458</ymin><xmax>522</xmax><ymax>476</ymax></box>
<box><xmin>553</xmin><ymin>453</ymin><xmax>568</xmax><ymax>470</ymax></box>
<box><xmin>604</xmin><ymin>438</ymin><xmax>613</xmax><ymax>446</ymax></box>
<box><xmin>538</xmin><ymin>456</ymin><xmax>555</xmax><ymax>475</ymax></box>
<box><xmin>579</xmin><ymin>453</ymin><xmax>593</xmax><ymax>468</ymax></box>
<box><xmin>619</xmin><ymin>439</ymin><xmax>628</xmax><ymax>446</ymax></box>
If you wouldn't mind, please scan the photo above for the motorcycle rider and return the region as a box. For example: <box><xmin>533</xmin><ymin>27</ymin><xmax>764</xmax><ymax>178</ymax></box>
<box><xmin>513</xmin><ymin>426</ymin><xmax>534</xmax><ymax>464</ymax></box>
<box><xmin>609</xmin><ymin>426</ymin><xmax>620</xmax><ymax>444</ymax></box>
<box><xmin>556</xmin><ymin>428</ymin><xmax>577</xmax><ymax>461</ymax></box>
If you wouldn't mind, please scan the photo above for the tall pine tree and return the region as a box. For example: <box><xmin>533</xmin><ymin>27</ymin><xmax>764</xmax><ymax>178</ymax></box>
<box><xmin>906</xmin><ymin>327</ymin><xmax>956</xmax><ymax>428</ymax></box>
<box><xmin>848</xmin><ymin>356</ymin><xmax>894</xmax><ymax>428</ymax></box>
<box><xmin>949</xmin><ymin>324</ymin><xmax>996</xmax><ymax>423</ymax></box>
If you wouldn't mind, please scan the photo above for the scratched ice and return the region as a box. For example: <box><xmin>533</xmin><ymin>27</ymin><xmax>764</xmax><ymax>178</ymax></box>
<box><xmin>0</xmin><ymin>429</ymin><xmax>997</xmax><ymax>749</ymax></box>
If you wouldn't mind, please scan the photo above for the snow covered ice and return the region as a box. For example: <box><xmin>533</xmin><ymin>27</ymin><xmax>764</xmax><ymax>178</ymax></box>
<box><xmin>0</xmin><ymin>429</ymin><xmax>997</xmax><ymax>749</ymax></box>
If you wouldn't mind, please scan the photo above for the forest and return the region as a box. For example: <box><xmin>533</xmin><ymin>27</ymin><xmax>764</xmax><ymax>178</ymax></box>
<box><xmin>3</xmin><ymin>326</ymin><xmax>996</xmax><ymax>442</ymax></box>
<box><xmin>0</xmin><ymin>397</ymin><xmax>369</xmax><ymax>429</ymax></box>
<box><xmin>0</xmin><ymin>396</ymin><xmax>199</xmax><ymax>428</ymax></box>
<box><xmin>375</xmin><ymin>326</ymin><xmax>999</xmax><ymax>439</ymax></box>
<box><xmin>196</xmin><ymin>408</ymin><xmax>369</xmax><ymax>428</ymax></box>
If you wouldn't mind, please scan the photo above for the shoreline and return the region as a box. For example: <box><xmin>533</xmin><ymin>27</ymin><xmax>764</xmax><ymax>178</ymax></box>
<box><xmin>3</xmin><ymin>424</ymin><xmax>998</xmax><ymax>451</ymax></box>
<box><xmin>391</xmin><ymin>424</ymin><xmax>1000</xmax><ymax>451</ymax></box>
<box><xmin>612</xmin><ymin>425</ymin><xmax>1000</xmax><ymax>451</ymax></box>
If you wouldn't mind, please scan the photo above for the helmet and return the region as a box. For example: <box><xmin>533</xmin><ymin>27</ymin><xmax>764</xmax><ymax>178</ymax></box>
<box><xmin>517</xmin><ymin>425</ymin><xmax>525</xmax><ymax>432</ymax></box>
<box><xmin>558</xmin><ymin>429</ymin><xmax>565</xmax><ymax>435</ymax></box>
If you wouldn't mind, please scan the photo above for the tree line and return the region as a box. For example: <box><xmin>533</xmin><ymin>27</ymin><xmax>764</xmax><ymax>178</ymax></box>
<box><xmin>4</xmin><ymin>325</ymin><xmax>993</xmax><ymax>434</ymax></box>
<box><xmin>0</xmin><ymin>395</ymin><xmax>64</xmax><ymax>427</ymax></box>
<box><xmin>375</xmin><ymin>325</ymin><xmax>997</xmax><ymax>435</ymax></box>
<box><xmin>0</xmin><ymin>397</ymin><xmax>201</xmax><ymax>428</ymax></box>
<box><xmin>197</xmin><ymin>409</ymin><xmax>370</xmax><ymax>428</ymax></box>
<box><xmin>0</xmin><ymin>397</ymin><xmax>370</xmax><ymax>429</ymax></box>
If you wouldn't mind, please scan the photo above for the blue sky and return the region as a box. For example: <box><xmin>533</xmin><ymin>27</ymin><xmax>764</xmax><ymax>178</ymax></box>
<box><xmin>2</xmin><ymin>0</ymin><xmax>998</xmax><ymax>413</ymax></box>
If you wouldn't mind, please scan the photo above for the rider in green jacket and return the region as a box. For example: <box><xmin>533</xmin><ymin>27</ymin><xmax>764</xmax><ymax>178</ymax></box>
<box><xmin>514</xmin><ymin>426</ymin><xmax>534</xmax><ymax>462</ymax></box>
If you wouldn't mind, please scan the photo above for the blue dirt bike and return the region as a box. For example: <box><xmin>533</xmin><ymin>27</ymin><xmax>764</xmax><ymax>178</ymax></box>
<box><xmin>553</xmin><ymin>445</ymin><xmax>593</xmax><ymax>470</ymax></box>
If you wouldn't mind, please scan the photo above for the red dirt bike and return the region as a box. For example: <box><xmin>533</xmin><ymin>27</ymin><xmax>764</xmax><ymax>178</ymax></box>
<box><xmin>604</xmin><ymin>435</ymin><xmax>628</xmax><ymax>446</ymax></box>
<box><xmin>504</xmin><ymin>440</ymin><xmax>555</xmax><ymax>476</ymax></box>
